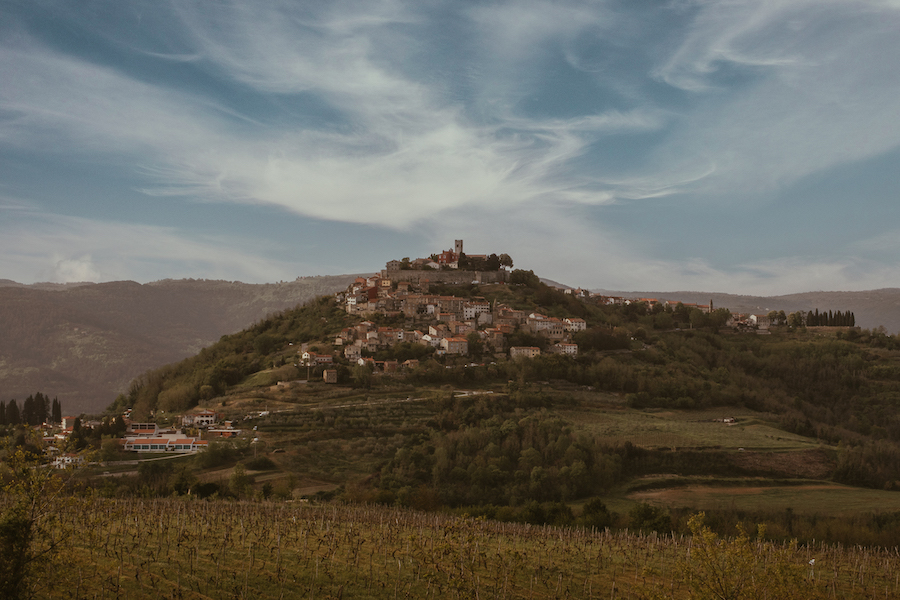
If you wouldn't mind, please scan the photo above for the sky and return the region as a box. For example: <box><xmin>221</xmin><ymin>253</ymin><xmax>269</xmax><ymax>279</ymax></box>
<box><xmin>2</xmin><ymin>0</ymin><xmax>900</xmax><ymax>296</ymax></box>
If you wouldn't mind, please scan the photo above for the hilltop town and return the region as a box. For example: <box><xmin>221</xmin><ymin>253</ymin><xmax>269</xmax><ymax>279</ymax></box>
<box><xmin>331</xmin><ymin>240</ymin><xmax>583</xmax><ymax>369</ymax></box>
<box><xmin>3</xmin><ymin>242</ymin><xmax>860</xmax><ymax>470</ymax></box>
<box><xmin>328</xmin><ymin>240</ymin><xmax>801</xmax><ymax>377</ymax></box>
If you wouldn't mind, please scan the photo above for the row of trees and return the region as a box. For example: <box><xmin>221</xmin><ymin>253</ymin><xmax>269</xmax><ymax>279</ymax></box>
<box><xmin>457</xmin><ymin>252</ymin><xmax>513</xmax><ymax>271</ymax></box>
<box><xmin>0</xmin><ymin>393</ymin><xmax>62</xmax><ymax>427</ymax></box>
<box><xmin>398</xmin><ymin>253</ymin><xmax>514</xmax><ymax>271</ymax></box>
<box><xmin>806</xmin><ymin>308</ymin><xmax>856</xmax><ymax>327</ymax></box>
<box><xmin>767</xmin><ymin>308</ymin><xmax>856</xmax><ymax>327</ymax></box>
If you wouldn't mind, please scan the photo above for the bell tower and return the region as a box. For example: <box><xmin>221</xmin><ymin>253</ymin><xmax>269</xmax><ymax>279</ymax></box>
<box><xmin>454</xmin><ymin>239</ymin><xmax>463</xmax><ymax>255</ymax></box>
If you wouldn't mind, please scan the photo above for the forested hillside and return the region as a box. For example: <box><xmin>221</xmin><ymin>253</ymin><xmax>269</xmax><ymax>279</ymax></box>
<box><xmin>107</xmin><ymin>277</ymin><xmax>900</xmax><ymax>525</ymax></box>
<box><xmin>0</xmin><ymin>276</ymin><xmax>357</xmax><ymax>413</ymax></box>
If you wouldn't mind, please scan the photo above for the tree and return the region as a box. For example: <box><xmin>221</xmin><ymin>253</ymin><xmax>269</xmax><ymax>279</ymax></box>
<box><xmin>36</xmin><ymin>393</ymin><xmax>48</xmax><ymax>426</ymax></box>
<box><xmin>689</xmin><ymin>308</ymin><xmax>708</xmax><ymax>329</ymax></box>
<box><xmin>672</xmin><ymin>513</ymin><xmax>826</xmax><ymax>600</ymax></box>
<box><xmin>99</xmin><ymin>438</ymin><xmax>121</xmax><ymax>462</ymax></box>
<box><xmin>0</xmin><ymin>438</ymin><xmax>75</xmax><ymax>599</ymax></box>
<box><xmin>20</xmin><ymin>398</ymin><xmax>35</xmax><ymax>427</ymax></box>
<box><xmin>50</xmin><ymin>399</ymin><xmax>62</xmax><ymax>425</ymax></box>
<box><xmin>509</xmin><ymin>269</ymin><xmax>540</xmax><ymax>287</ymax></box>
<box><xmin>466</xmin><ymin>331</ymin><xmax>484</xmax><ymax>358</ymax></box>
<box><xmin>673</xmin><ymin>302</ymin><xmax>691</xmax><ymax>324</ymax></box>
<box><xmin>499</xmin><ymin>253</ymin><xmax>513</xmax><ymax>269</ymax></box>
<box><xmin>253</xmin><ymin>333</ymin><xmax>277</xmax><ymax>356</ymax></box>
<box><xmin>6</xmin><ymin>400</ymin><xmax>20</xmax><ymax>426</ymax></box>
<box><xmin>629</xmin><ymin>502</ymin><xmax>671</xmax><ymax>533</ymax></box>
<box><xmin>229</xmin><ymin>464</ymin><xmax>252</xmax><ymax>498</ymax></box>
<box><xmin>708</xmin><ymin>308</ymin><xmax>731</xmax><ymax>329</ymax></box>
<box><xmin>579</xmin><ymin>498</ymin><xmax>613</xmax><ymax>529</ymax></box>
<box><xmin>351</xmin><ymin>364</ymin><xmax>373</xmax><ymax>389</ymax></box>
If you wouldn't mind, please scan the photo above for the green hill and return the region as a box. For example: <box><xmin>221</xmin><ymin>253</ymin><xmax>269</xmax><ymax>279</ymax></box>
<box><xmin>74</xmin><ymin>273</ymin><xmax>900</xmax><ymax>544</ymax></box>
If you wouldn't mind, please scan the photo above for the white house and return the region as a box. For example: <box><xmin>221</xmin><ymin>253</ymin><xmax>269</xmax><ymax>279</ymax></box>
<box><xmin>182</xmin><ymin>409</ymin><xmax>220</xmax><ymax>428</ymax></box>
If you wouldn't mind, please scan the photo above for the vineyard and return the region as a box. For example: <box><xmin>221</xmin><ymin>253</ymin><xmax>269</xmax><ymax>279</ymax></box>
<box><xmin>23</xmin><ymin>497</ymin><xmax>900</xmax><ymax>599</ymax></box>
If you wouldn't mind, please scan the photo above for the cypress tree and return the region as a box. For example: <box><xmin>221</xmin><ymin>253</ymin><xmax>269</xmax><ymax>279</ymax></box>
<box><xmin>35</xmin><ymin>392</ymin><xmax>48</xmax><ymax>424</ymax></box>
<box><xmin>51</xmin><ymin>398</ymin><xmax>62</xmax><ymax>424</ymax></box>
<box><xmin>6</xmin><ymin>399</ymin><xmax>20</xmax><ymax>425</ymax></box>
<box><xmin>0</xmin><ymin>401</ymin><xmax>5</xmax><ymax>426</ymax></box>
<box><xmin>21</xmin><ymin>396</ymin><xmax>35</xmax><ymax>426</ymax></box>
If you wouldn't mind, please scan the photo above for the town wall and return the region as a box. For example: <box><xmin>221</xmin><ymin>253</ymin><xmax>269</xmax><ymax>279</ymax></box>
<box><xmin>380</xmin><ymin>269</ymin><xmax>508</xmax><ymax>285</ymax></box>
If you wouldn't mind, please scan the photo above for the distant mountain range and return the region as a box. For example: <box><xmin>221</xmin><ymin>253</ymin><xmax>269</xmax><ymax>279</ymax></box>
<box><xmin>2</xmin><ymin>275</ymin><xmax>898</xmax><ymax>415</ymax></box>
<box><xmin>0</xmin><ymin>276</ymin><xmax>357</xmax><ymax>414</ymax></box>
<box><xmin>588</xmin><ymin>288</ymin><xmax>900</xmax><ymax>334</ymax></box>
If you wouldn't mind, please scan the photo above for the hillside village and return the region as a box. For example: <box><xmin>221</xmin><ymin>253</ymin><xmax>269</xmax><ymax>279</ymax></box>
<box><xmin>331</xmin><ymin>240</ymin><xmax>585</xmax><ymax>367</ymax></box>
<box><xmin>4</xmin><ymin>242</ymin><xmax>858</xmax><ymax>465</ymax></box>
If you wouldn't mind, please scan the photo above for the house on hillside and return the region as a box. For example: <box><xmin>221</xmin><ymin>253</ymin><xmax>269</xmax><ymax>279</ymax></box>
<box><xmin>564</xmin><ymin>318</ymin><xmax>586</xmax><ymax>332</ymax></box>
<box><xmin>182</xmin><ymin>409</ymin><xmax>220</xmax><ymax>428</ymax></box>
<box><xmin>52</xmin><ymin>453</ymin><xmax>85</xmax><ymax>469</ymax></box>
<box><xmin>510</xmin><ymin>346</ymin><xmax>541</xmax><ymax>359</ymax></box>
<box><xmin>749</xmin><ymin>314</ymin><xmax>771</xmax><ymax>330</ymax></box>
<box><xmin>441</xmin><ymin>337</ymin><xmax>468</xmax><ymax>355</ymax></box>
<box><xmin>550</xmin><ymin>343</ymin><xmax>578</xmax><ymax>356</ymax></box>
<box><xmin>301</xmin><ymin>351</ymin><xmax>333</xmax><ymax>366</ymax></box>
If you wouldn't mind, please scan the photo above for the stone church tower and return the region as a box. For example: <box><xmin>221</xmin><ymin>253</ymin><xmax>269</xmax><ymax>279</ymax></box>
<box><xmin>455</xmin><ymin>239</ymin><xmax>464</xmax><ymax>255</ymax></box>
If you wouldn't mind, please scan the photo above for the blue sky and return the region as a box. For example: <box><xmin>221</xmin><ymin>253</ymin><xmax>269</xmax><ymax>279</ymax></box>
<box><xmin>2</xmin><ymin>0</ymin><xmax>899</xmax><ymax>295</ymax></box>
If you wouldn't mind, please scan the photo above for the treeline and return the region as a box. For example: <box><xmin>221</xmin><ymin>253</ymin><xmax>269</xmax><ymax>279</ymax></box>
<box><xmin>806</xmin><ymin>308</ymin><xmax>856</xmax><ymax>327</ymax></box>
<box><xmin>457</xmin><ymin>252</ymin><xmax>512</xmax><ymax>271</ymax></box>
<box><xmin>0</xmin><ymin>392</ymin><xmax>62</xmax><ymax>426</ymax></box>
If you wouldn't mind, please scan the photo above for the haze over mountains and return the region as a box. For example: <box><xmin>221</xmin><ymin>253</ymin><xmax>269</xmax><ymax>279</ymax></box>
<box><xmin>0</xmin><ymin>276</ymin><xmax>357</xmax><ymax>414</ymax></box>
<box><xmin>2</xmin><ymin>275</ymin><xmax>898</xmax><ymax>415</ymax></box>
<box><xmin>591</xmin><ymin>289</ymin><xmax>900</xmax><ymax>336</ymax></box>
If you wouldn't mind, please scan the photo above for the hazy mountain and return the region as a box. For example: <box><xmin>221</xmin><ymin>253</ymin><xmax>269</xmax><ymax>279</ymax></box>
<box><xmin>590</xmin><ymin>288</ymin><xmax>900</xmax><ymax>334</ymax></box>
<box><xmin>0</xmin><ymin>276</ymin><xmax>357</xmax><ymax>414</ymax></box>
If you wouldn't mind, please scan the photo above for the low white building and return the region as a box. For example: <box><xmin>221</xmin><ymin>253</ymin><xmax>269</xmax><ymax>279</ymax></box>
<box><xmin>550</xmin><ymin>343</ymin><xmax>578</xmax><ymax>356</ymax></box>
<box><xmin>749</xmin><ymin>314</ymin><xmax>771</xmax><ymax>330</ymax></box>
<box><xmin>123</xmin><ymin>435</ymin><xmax>208</xmax><ymax>453</ymax></box>
<box><xmin>182</xmin><ymin>409</ymin><xmax>220</xmax><ymax>428</ymax></box>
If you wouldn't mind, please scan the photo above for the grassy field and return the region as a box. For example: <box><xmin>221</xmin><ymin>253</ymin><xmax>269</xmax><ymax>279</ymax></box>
<box><xmin>561</xmin><ymin>405</ymin><xmax>825</xmax><ymax>451</ymax></box>
<box><xmin>628</xmin><ymin>479</ymin><xmax>900</xmax><ymax>515</ymax></box>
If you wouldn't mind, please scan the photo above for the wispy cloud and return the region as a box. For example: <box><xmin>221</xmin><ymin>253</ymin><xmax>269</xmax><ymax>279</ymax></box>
<box><xmin>1</xmin><ymin>0</ymin><xmax>899</xmax><ymax>293</ymax></box>
<box><xmin>647</xmin><ymin>0</ymin><xmax>900</xmax><ymax>199</ymax></box>
<box><xmin>0</xmin><ymin>211</ymin><xmax>300</xmax><ymax>283</ymax></box>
